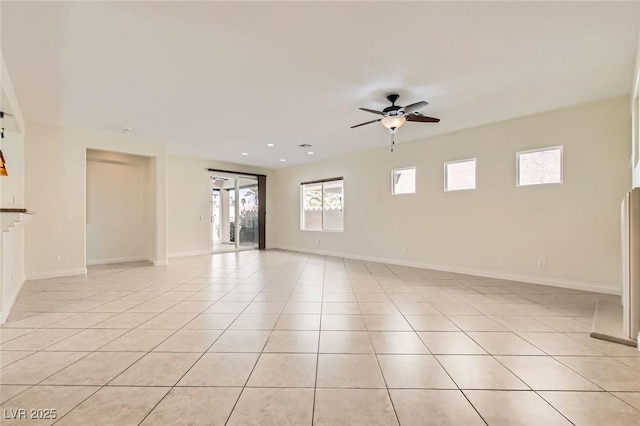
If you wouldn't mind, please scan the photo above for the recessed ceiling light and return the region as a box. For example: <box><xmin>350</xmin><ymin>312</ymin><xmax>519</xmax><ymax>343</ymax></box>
<box><xmin>267</xmin><ymin>143</ymin><xmax>275</xmax><ymax>147</ymax></box>
<box><xmin>241</xmin><ymin>152</ymin><xmax>248</xmax><ymax>156</ymax></box>
<box><xmin>307</xmin><ymin>151</ymin><xmax>315</xmax><ymax>155</ymax></box>
<box><xmin>280</xmin><ymin>159</ymin><xmax>286</xmax><ymax>162</ymax></box>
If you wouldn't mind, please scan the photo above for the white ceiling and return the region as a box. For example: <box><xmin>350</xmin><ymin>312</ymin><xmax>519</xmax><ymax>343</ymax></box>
<box><xmin>2</xmin><ymin>1</ymin><xmax>639</xmax><ymax>168</ymax></box>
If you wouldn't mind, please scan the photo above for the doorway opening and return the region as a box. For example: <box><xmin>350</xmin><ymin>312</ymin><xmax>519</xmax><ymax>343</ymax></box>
<box><xmin>86</xmin><ymin>149</ymin><xmax>156</xmax><ymax>266</ymax></box>
<box><xmin>210</xmin><ymin>171</ymin><xmax>264</xmax><ymax>252</ymax></box>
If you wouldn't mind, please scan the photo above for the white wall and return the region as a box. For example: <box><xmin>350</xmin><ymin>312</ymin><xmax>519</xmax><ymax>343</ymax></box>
<box><xmin>274</xmin><ymin>97</ymin><xmax>631</xmax><ymax>294</ymax></box>
<box><xmin>0</xmin><ymin>130</ymin><xmax>27</xmax><ymax>322</ymax></box>
<box><xmin>0</xmin><ymin>131</ymin><xmax>27</xmax><ymax>322</ymax></box>
<box><xmin>634</xmin><ymin>136</ymin><xmax>640</xmax><ymax>188</ymax></box>
<box><xmin>24</xmin><ymin>122</ymin><xmax>167</xmax><ymax>279</ymax></box>
<box><xmin>86</xmin><ymin>150</ymin><xmax>153</xmax><ymax>265</ymax></box>
<box><xmin>1</xmin><ymin>223</ymin><xmax>25</xmax><ymax>321</ymax></box>
<box><xmin>167</xmin><ymin>155</ymin><xmax>274</xmax><ymax>257</ymax></box>
<box><xmin>632</xmin><ymin>25</ymin><xmax>640</xmax><ymax>188</ymax></box>
<box><xmin>0</xmin><ymin>48</ymin><xmax>28</xmax><ymax>322</ymax></box>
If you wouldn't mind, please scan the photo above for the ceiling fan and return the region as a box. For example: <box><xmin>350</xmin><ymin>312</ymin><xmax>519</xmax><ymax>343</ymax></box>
<box><xmin>351</xmin><ymin>94</ymin><xmax>440</xmax><ymax>151</ymax></box>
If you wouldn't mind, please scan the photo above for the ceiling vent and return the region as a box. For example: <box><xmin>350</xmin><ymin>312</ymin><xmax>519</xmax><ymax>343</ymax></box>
<box><xmin>298</xmin><ymin>144</ymin><xmax>312</xmax><ymax>148</ymax></box>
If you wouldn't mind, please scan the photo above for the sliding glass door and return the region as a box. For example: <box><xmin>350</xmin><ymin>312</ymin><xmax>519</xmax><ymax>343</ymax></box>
<box><xmin>238</xmin><ymin>177</ymin><xmax>259</xmax><ymax>250</ymax></box>
<box><xmin>211</xmin><ymin>173</ymin><xmax>261</xmax><ymax>252</ymax></box>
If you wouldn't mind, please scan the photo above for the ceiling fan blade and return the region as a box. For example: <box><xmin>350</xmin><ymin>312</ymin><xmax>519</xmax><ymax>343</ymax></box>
<box><xmin>358</xmin><ymin>107</ymin><xmax>384</xmax><ymax>115</ymax></box>
<box><xmin>406</xmin><ymin>114</ymin><xmax>440</xmax><ymax>123</ymax></box>
<box><xmin>350</xmin><ymin>118</ymin><xmax>382</xmax><ymax>128</ymax></box>
<box><xmin>403</xmin><ymin>101</ymin><xmax>428</xmax><ymax>114</ymax></box>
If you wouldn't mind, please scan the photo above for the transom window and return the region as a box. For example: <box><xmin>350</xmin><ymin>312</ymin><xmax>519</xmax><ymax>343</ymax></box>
<box><xmin>392</xmin><ymin>167</ymin><xmax>416</xmax><ymax>195</ymax></box>
<box><xmin>444</xmin><ymin>158</ymin><xmax>476</xmax><ymax>191</ymax></box>
<box><xmin>517</xmin><ymin>146</ymin><xmax>563</xmax><ymax>186</ymax></box>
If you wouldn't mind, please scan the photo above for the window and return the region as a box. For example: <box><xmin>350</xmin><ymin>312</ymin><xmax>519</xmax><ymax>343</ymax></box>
<box><xmin>301</xmin><ymin>178</ymin><xmax>343</xmax><ymax>231</ymax></box>
<box><xmin>517</xmin><ymin>146</ymin><xmax>563</xmax><ymax>186</ymax></box>
<box><xmin>392</xmin><ymin>167</ymin><xmax>416</xmax><ymax>195</ymax></box>
<box><xmin>445</xmin><ymin>158</ymin><xmax>476</xmax><ymax>191</ymax></box>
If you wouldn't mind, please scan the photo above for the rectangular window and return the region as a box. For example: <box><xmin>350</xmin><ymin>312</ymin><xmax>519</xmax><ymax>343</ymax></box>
<box><xmin>392</xmin><ymin>167</ymin><xmax>416</xmax><ymax>195</ymax></box>
<box><xmin>517</xmin><ymin>146</ymin><xmax>563</xmax><ymax>186</ymax></box>
<box><xmin>301</xmin><ymin>178</ymin><xmax>343</xmax><ymax>231</ymax></box>
<box><xmin>445</xmin><ymin>158</ymin><xmax>476</xmax><ymax>191</ymax></box>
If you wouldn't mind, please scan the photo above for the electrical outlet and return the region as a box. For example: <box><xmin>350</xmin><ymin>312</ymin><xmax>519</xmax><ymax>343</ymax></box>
<box><xmin>538</xmin><ymin>258</ymin><xmax>546</xmax><ymax>268</ymax></box>
<box><xmin>317</xmin><ymin>239</ymin><xmax>321</xmax><ymax>246</ymax></box>
<box><xmin>53</xmin><ymin>253</ymin><xmax>61</xmax><ymax>262</ymax></box>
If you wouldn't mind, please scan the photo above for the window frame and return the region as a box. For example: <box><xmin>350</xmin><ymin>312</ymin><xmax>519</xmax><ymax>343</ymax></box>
<box><xmin>300</xmin><ymin>178</ymin><xmax>344</xmax><ymax>232</ymax></box>
<box><xmin>391</xmin><ymin>166</ymin><xmax>416</xmax><ymax>195</ymax></box>
<box><xmin>444</xmin><ymin>158</ymin><xmax>477</xmax><ymax>192</ymax></box>
<box><xmin>516</xmin><ymin>146</ymin><xmax>564</xmax><ymax>187</ymax></box>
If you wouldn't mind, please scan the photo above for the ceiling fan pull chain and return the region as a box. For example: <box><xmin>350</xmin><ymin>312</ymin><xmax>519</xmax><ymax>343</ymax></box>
<box><xmin>390</xmin><ymin>132</ymin><xmax>395</xmax><ymax>152</ymax></box>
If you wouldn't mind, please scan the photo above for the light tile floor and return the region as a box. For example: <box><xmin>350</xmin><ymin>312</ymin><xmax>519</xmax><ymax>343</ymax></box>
<box><xmin>1</xmin><ymin>250</ymin><xmax>639</xmax><ymax>425</ymax></box>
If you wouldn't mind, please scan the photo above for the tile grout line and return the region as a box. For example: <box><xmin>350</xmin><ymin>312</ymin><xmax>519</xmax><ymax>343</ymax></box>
<box><xmin>454</xmin><ymin>313</ymin><xmax>585</xmax><ymax>424</ymax></box>
<box><xmin>24</xmin><ymin>272</ymin><xmax>176</xmax><ymax>422</ymax></box>
<box><xmin>457</xmin><ymin>332</ymin><xmax>579</xmax><ymax>425</ymax></box>
<box><xmin>48</xmin><ymin>273</ymin><xmax>248</xmax><ymax>425</ymax></box>
<box><xmin>2</xmin><ymin>252</ymin><xmax>637</xmax><ymax>424</ymax></box>
<box><xmin>310</xmin><ymin>254</ymin><xmax>327</xmax><ymax>426</ymax></box>
<box><xmin>136</xmin><ymin>273</ymin><xmax>265</xmax><ymax>426</ymax></box>
<box><xmin>222</xmin><ymin>254</ymin><xmax>309</xmax><ymax>426</ymax></box>
<box><xmin>360</xmin><ymin>260</ymin><xmax>416</xmax><ymax>426</ymax></box>
<box><xmin>372</xmin><ymin>261</ymin><xmax>490</xmax><ymax>426</ymax></box>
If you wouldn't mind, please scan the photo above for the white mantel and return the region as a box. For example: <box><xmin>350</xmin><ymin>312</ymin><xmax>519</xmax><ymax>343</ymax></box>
<box><xmin>2</xmin><ymin>211</ymin><xmax>32</xmax><ymax>232</ymax></box>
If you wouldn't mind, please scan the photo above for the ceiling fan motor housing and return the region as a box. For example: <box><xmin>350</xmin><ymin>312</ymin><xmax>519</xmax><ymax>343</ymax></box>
<box><xmin>383</xmin><ymin>94</ymin><xmax>403</xmax><ymax>115</ymax></box>
<box><xmin>382</xmin><ymin>106</ymin><xmax>403</xmax><ymax>116</ymax></box>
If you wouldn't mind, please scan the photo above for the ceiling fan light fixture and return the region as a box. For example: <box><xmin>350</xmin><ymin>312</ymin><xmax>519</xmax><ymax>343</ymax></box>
<box><xmin>381</xmin><ymin>115</ymin><xmax>406</xmax><ymax>131</ymax></box>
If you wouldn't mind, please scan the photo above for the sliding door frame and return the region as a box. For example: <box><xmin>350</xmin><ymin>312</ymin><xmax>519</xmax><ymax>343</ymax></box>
<box><xmin>207</xmin><ymin>168</ymin><xmax>266</xmax><ymax>250</ymax></box>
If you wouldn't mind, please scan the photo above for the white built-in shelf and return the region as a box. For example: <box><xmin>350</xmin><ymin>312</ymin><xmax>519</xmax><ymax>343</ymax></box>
<box><xmin>1</xmin><ymin>209</ymin><xmax>32</xmax><ymax>232</ymax></box>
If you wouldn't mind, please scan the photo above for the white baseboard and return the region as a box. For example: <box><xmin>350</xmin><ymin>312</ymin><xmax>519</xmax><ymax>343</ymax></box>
<box><xmin>25</xmin><ymin>267</ymin><xmax>88</xmax><ymax>281</ymax></box>
<box><xmin>88</xmin><ymin>257</ymin><xmax>166</xmax><ymax>267</ymax></box>
<box><xmin>1</xmin><ymin>275</ymin><xmax>26</xmax><ymax>324</ymax></box>
<box><xmin>86</xmin><ymin>256</ymin><xmax>149</xmax><ymax>266</ymax></box>
<box><xmin>276</xmin><ymin>245</ymin><xmax>621</xmax><ymax>295</ymax></box>
<box><xmin>168</xmin><ymin>250</ymin><xmax>211</xmax><ymax>259</ymax></box>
